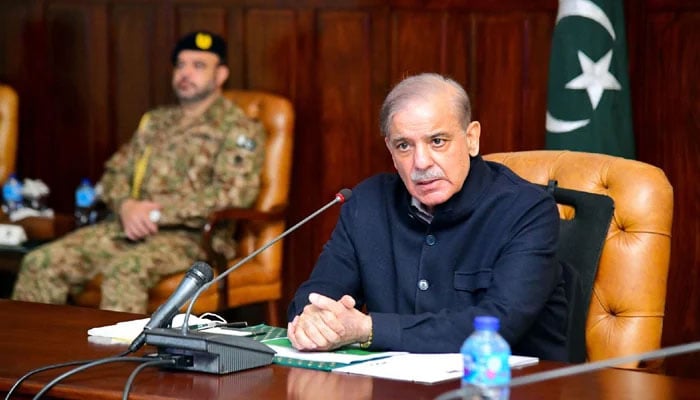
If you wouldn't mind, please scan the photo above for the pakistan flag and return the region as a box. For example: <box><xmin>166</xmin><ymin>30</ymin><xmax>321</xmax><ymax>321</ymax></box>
<box><xmin>545</xmin><ymin>0</ymin><xmax>635</xmax><ymax>159</ymax></box>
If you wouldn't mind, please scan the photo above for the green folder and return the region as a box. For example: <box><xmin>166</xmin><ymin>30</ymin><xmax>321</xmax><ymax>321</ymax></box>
<box><xmin>243</xmin><ymin>324</ymin><xmax>392</xmax><ymax>371</ymax></box>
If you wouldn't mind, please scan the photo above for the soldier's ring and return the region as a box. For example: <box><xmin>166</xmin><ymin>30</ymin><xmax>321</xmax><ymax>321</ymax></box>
<box><xmin>149</xmin><ymin>210</ymin><xmax>161</xmax><ymax>223</ymax></box>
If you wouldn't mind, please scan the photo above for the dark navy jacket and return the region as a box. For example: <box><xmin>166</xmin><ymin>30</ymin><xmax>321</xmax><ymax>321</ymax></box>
<box><xmin>288</xmin><ymin>155</ymin><xmax>568</xmax><ymax>361</ymax></box>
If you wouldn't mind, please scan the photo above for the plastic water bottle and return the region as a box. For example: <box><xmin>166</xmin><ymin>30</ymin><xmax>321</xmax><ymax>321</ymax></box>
<box><xmin>2</xmin><ymin>174</ymin><xmax>24</xmax><ymax>215</ymax></box>
<box><xmin>74</xmin><ymin>178</ymin><xmax>96</xmax><ymax>227</ymax></box>
<box><xmin>461</xmin><ymin>316</ymin><xmax>511</xmax><ymax>400</ymax></box>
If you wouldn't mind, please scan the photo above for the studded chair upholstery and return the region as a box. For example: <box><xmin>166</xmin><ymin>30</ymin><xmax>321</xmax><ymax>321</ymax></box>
<box><xmin>483</xmin><ymin>150</ymin><xmax>673</xmax><ymax>368</ymax></box>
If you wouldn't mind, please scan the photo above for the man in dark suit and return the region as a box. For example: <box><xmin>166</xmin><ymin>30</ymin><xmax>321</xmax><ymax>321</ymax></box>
<box><xmin>287</xmin><ymin>73</ymin><xmax>567</xmax><ymax>361</ymax></box>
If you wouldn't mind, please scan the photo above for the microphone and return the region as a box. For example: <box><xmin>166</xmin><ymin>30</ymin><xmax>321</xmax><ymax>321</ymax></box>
<box><xmin>434</xmin><ymin>341</ymin><xmax>700</xmax><ymax>400</ymax></box>
<box><xmin>142</xmin><ymin>188</ymin><xmax>353</xmax><ymax>374</ymax></box>
<box><xmin>128</xmin><ymin>261</ymin><xmax>214</xmax><ymax>352</ymax></box>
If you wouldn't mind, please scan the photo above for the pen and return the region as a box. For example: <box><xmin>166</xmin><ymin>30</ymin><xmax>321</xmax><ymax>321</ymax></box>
<box><xmin>191</xmin><ymin>321</ymin><xmax>248</xmax><ymax>331</ymax></box>
<box><xmin>218</xmin><ymin>321</ymin><xmax>249</xmax><ymax>328</ymax></box>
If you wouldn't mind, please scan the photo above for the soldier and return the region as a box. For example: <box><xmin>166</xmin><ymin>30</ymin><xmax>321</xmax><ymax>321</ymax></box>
<box><xmin>11</xmin><ymin>31</ymin><xmax>266</xmax><ymax>313</ymax></box>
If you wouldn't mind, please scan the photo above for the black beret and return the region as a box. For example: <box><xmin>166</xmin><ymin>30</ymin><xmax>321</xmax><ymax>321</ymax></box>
<box><xmin>171</xmin><ymin>31</ymin><xmax>227</xmax><ymax>65</ymax></box>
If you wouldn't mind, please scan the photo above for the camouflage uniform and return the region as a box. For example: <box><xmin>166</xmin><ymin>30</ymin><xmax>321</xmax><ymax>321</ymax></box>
<box><xmin>12</xmin><ymin>95</ymin><xmax>265</xmax><ymax>313</ymax></box>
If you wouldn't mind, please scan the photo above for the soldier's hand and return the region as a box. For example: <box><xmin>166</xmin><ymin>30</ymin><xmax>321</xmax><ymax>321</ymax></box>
<box><xmin>120</xmin><ymin>199</ymin><xmax>161</xmax><ymax>240</ymax></box>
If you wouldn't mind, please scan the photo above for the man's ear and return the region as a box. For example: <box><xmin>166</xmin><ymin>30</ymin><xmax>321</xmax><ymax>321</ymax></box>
<box><xmin>466</xmin><ymin>121</ymin><xmax>481</xmax><ymax>157</ymax></box>
<box><xmin>215</xmin><ymin>65</ymin><xmax>230</xmax><ymax>86</ymax></box>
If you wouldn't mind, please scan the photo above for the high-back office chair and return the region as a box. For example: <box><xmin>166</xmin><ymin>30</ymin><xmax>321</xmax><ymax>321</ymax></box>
<box><xmin>483</xmin><ymin>150</ymin><xmax>673</xmax><ymax>368</ymax></box>
<box><xmin>74</xmin><ymin>90</ymin><xmax>294</xmax><ymax>326</ymax></box>
<box><xmin>539</xmin><ymin>182</ymin><xmax>614</xmax><ymax>364</ymax></box>
<box><xmin>0</xmin><ymin>84</ymin><xmax>19</xmax><ymax>185</ymax></box>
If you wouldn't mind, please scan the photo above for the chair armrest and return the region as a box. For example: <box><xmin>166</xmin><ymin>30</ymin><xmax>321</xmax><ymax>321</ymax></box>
<box><xmin>201</xmin><ymin>204</ymin><xmax>287</xmax><ymax>273</ymax></box>
<box><xmin>205</xmin><ymin>205</ymin><xmax>287</xmax><ymax>227</ymax></box>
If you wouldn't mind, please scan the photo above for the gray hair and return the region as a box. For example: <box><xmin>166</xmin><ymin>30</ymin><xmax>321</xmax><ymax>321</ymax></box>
<box><xmin>379</xmin><ymin>73</ymin><xmax>471</xmax><ymax>137</ymax></box>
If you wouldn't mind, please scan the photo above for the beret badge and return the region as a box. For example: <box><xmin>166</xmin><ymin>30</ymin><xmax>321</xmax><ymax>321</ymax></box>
<box><xmin>195</xmin><ymin>33</ymin><xmax>213</xmax><ymax>50</ymax></box>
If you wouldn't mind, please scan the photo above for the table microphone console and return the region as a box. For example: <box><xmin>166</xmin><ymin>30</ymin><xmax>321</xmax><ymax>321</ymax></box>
<box><xmin>145</xmin><ymin>327</ymin><xmax>275</xmax><ymax>374</ymax></box>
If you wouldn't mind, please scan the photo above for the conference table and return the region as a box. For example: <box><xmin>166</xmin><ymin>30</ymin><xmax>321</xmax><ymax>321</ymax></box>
<box><xmin>1</xmin><ymin>300</ymin><xmax>698</xmax><ymax>399</ymax></box>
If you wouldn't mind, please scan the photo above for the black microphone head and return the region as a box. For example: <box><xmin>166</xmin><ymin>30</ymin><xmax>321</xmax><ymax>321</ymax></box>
<box><xmin>188</xmin><ymin>261</ymin><xmax>214</xmax><ymax>284</ymax></box>
<box><xmin>337</xmin><ymin>188</ymin><xmax>353</xmax><ymax>203</ymax></box>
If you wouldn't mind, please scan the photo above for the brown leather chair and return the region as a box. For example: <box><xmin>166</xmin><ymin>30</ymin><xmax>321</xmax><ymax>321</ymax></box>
<box><xmin>0</xmin><ymin>84</ymin><xmax>19</xmax><ymax>185</ymax></box>
<box><xmin>483</xmin><ymin>150</ymin><xmax>673</xmax><ymax>368</ymax></box>
<box><xmin>74</xmin><ymin>90</ymin><xmax>294</xmax><ymax>326</ymax></box>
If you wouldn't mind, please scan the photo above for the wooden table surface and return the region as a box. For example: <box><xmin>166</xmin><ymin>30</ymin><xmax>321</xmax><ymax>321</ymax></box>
<box><xmin>1</xmin><ymin>299</ymin><xmax>698</xmax><ymax>399</ymax></box>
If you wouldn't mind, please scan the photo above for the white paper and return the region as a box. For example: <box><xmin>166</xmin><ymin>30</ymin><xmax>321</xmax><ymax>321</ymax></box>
<box><xmin>333</xmin><ymin>353</ymin><xmax>539</xmax><ymax>384</ymax></box>
<box><xmin>263</xmin><ymin>338</ymin><xmax>406</xmax><ymax>365</ymax></box>
<box><xmin>198</xmin><ymin>326</ymin><xmax>252</xmax><ymax>336</ymax></box>
<box><xmin>87</xmin><ymin>314</ymin><xmax>225</xmax><ymax>343</ymax></box>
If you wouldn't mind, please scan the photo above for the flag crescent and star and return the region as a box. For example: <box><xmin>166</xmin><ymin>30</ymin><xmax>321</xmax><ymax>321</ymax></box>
<box><xmin>545</xmin><ymin>0</ymin><xmax>635</xmax><ymax>158</ymax></box>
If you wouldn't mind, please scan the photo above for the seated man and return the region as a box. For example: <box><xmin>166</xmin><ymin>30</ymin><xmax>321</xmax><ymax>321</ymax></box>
<box><xmin>12</xmin><ymin>31</ymin><xmax>266</xmax><ymax>313</ymax></box>
<box><xmin>287</xmin><ymin>73</ymin><xmax>567</xmax><ymax>361</ymax></box>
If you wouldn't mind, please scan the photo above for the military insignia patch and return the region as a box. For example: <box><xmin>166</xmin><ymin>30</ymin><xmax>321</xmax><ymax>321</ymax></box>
<box><xmin>195</xmin><ymin>33</ymin><xmax>213</xmax><ymax>50</ymax></box>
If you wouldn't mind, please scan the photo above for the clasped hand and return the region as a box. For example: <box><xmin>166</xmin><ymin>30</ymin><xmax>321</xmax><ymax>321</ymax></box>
<box><xmin>287</xmin><ymin>293</ymin><xmax>371</xmax><ymax>352</ymax></box>
<box><xmin>119</xmin><ymin>199</ymin><xmax>161</xmax><ymax>240</ymax></box>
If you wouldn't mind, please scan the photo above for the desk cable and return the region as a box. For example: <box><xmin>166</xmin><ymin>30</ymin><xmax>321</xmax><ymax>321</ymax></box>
<box><xmin>30</xmin><ymin>354</ymin><xmax>182</xmax><ymax>400</ymax></box>
<box><xmin>4</xmin><ymin>348</ymin><xmax>133</xmax><ymax>400</ymax></box>
<box><xmin>121</xmin><ymin>357</ymin><xmax>179</xmax><ymax>400</ymax></box>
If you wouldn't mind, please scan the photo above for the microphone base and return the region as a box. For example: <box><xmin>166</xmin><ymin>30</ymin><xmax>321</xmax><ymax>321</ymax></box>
<box><xmin>145</xmin><ymin>328</ymin><xmax>275</xmax><ymax>374</ymax></box>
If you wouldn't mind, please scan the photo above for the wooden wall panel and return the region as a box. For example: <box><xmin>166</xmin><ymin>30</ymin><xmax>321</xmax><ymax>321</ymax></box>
<box><xmin>282</xmin><ymin>9</ymin><xmax>321</xmax><ymax>304</ymax></box>
<box><xmin>317</xmin><ymin>10</ymin><xmax>375</xmax><ymax>245</ymax></box>
<box><xmin>0</xmin><ymin>2</ymin><xmax>32</xmax><ymax>82</ymax></box>
<box><xmin>85</xmin><ymin>4</ymin><xmax>110</xmax><ymax>177</ymax></box>
<box><xmin>473</xmin><ymin>15</ymin><xmax>526</xmax><ymax>153</ymax></box>
<box><xmin>245</xmin><ymin>9</ymin><xmax>297</xmax><ymax>95</ymax></box>
<box><xmin>519</xmin><ymin>13</ymin><xmax>554</xmax><ymax>150</ymax></box>
<box><xmin>111</xmin><ymin>4</ymin><xmax>158</xmax><ymax>148</ymax></box>
<box><xmin>391</xmin><ymin>11</ymin><xmax>446</xmax><ymax>78</ymax></box>
<box><xmin>0</xmin><ymin>0</ymin><xmax>697</xmax><ymax>378</ymax></box>
<box><xmin>45</xmin><ymin>2</ymin><xmax>110</xmax><ymax>204</ymax></box>
<box><xmin>177</xmin><ymin>6</ymin><xmax>227</xmax><ymax>39</ymax></box>
<box><xmin>638</xmin><ymin>9</ymin><xmax>700</xmax><ymax>379</ymax></box>
<box><xmin>0</xmin><ymin>0</ymin><xmax>45</xmax><ymax>177</ymax></box>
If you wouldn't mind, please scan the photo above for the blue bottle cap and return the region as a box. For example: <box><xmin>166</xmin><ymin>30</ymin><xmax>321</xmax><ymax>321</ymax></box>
<box><xmin>474</xmin><ymin>316</ymin><xmax>500</xmax><ymax>331</ymax></box>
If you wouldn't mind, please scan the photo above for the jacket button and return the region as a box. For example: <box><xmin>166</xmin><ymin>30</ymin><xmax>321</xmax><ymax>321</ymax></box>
<box><xmin>425</xmin><ymin>235</ymin><xmax>436</xmax><ymax>246</ymax></box>
<box><xmin>418</xmin><ymin>279</ymin><xmax>429</xmax><ymax>291</ymax></box>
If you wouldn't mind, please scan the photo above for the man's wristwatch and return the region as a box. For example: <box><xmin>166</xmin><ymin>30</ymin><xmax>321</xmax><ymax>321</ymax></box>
<box><xmin>359</xmin><ymin>317</ymin><xmax>373</xmax><ymax>349</ymax></box>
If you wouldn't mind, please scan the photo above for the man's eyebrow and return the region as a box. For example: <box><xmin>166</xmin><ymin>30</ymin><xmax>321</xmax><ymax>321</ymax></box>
<box><xmin>429</xmin><ymin>131</ymin><xmax>450</xmax><ymax>138</ymax></box>
<box><xmin>388</xmin><ymin>135</ymin><xmax>407</xmax><ymax>144</ymax></box>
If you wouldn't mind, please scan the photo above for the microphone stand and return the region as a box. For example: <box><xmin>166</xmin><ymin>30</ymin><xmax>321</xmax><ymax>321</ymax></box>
<box><xmin>180</xmin><ymin>189</ymin><xmax>351</xmax><ymax>335</ymax></box>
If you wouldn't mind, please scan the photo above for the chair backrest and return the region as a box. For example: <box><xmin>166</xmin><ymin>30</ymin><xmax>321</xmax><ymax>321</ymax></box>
<box><xmin>191</xmin><ymin>89</ymin><xmax>295</xmax><ymax>317</ymax></box>
<box><xmin>539</xmin><ymin>182</ymin><xmax>614</xmax><ymax>363</ymax></box>
<box><xmin>0</xmin><ymin>84</ymin><xmax>19</xmax><ymax>184</ymax></box>
<box><xmin>484</xmin><ymin>150</ymin><xmax>673</xmax><ymax>368</ymax></box>
<box><xmin>222</xmin><ymin>90</ymin><xmax>294</xmax><ymax>214</ymax></box>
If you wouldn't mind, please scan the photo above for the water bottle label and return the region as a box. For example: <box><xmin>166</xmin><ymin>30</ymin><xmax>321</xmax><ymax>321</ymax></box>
<box><xmin>484</xmin><ymin>354</ymin><xmax>510</xmax><ymax>385</ymax></box>
<box><xmin>463</xmin><ymin>353</ymin><xmax>510</xmax><ymax>386</ymax></box>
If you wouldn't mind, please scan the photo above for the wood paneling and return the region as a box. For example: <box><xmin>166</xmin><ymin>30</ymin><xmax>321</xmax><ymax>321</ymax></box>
<box><xmin>0</xmin><ymin>0</ymin><xmax>697</xmax><ymax>378</ymax></box>
<box><xmin>633</xmin><ymin>6</ymin><xmax>700</xmax><ymax>379</ymax></box>
<box><xmin>112</xmin><ymin>4</ymin><xmax>157</xmax><ymax>147</ymax></box>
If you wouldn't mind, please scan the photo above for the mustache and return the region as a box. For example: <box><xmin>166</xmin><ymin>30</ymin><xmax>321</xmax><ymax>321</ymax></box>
<box><xmin>411</xmin><ymin>168</ymin><xmax>445</xmax><ymax>182</ymax></box>
<box><xmin>175</xmin><ymin>78</ymin><xmax>192</xmax><ymax>87</ymax></box>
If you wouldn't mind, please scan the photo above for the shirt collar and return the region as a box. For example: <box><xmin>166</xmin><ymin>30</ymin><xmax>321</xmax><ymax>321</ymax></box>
<box><xmin>410</xmin><ymin>197</ymin><xmax>434</xmax><ymax>224</ymax></box>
